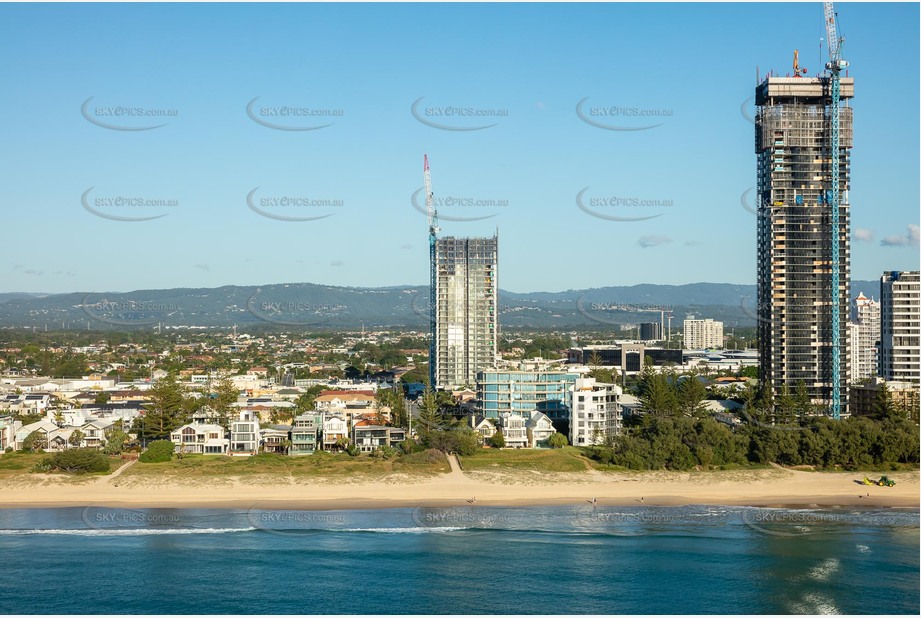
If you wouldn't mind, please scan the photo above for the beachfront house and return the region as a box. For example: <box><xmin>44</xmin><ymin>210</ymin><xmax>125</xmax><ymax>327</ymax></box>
<box><xmin>0</xmin><ymin>415</ymin><xmax>20</xmax><ymax>451</ymax></box>
<box><xmin>321</xmin><ymin>415</ymin><xmax>349</xmax><ymax>452</ymax></box>
<box><xmin>352</xmin><ymin>423</ymin><xmax>407</xmax><ymax>453</ymax></box>
<box><xmin>525</xmin><ymin>411</ymin><xmax>557</xmax><ymax>448</ymax></box>
<box><xmin>261</xmin><ymin>425</ymin><xmax>292</xmax><ymax>454</ymax></box>
<box><xmin>229</xmin><ymin>410</ymin><xmax>260</xmax><ymax>456</ymax></box>
<box><xmin>79</xmin><ymin>419</ymin><xmax>115</xmax><ymax>450</ymax></box>
<box><xmin>469</xmin><ymin>415</ymin><xmax>497</xmax><ymax>445</ymax></box>
<box><xmin>290</xmin><ymin>413</ymin><xmax>321</xmax><ymax>455</ymax></box>
<box><xmin>170</xmin><ymin>422</ymin><xmax>229</xmax><ymax>455</ymax></box>
<box><xmin>496</xmin><ymin>413</ymin><xmax>528</xmax><ymax>449</ymax></box>
<box><xmin>14</xmin><ymin>419</ymin><xmax>59</xmax><ymax>451</ymax></box>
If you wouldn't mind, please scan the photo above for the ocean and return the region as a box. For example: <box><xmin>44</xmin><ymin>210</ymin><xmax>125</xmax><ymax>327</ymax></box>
<box><xmin>0</xmin><ymin>505</ymin><xmax>917</xmax><ymax>614</ymax></box>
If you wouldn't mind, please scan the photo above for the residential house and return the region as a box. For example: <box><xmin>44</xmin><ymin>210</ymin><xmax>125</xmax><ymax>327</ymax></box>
<box><xmin>322</xmin><ymin>415</ymin><xmax>349</xmax><ymax>451</ymax></box>
<box><xmin>229</xmin><ymin>410</ymin><xmax>260</xmax><ymax>456</ymax></box>
<box><xmin>262</xmin><ymin>425</ymin><xmax>292</xmax><ymax>454</ymax></box>
<box><xmin>80</xmin><ymin>419</ymin><xmax>115</xmax><ymax>449</ymax></box>
<box><xmin>290</xmin><ymin>413</ymin><xmax>321</xmax><ymax>455</ymax></box>
<box><xmin>170</xmin><ymin>422</ymin><xmax>229</xmax><ymax>455</ymax></box>
<box><xmin>314</xmin><ymin>391</ymin><xmax>376</xmax><ymax>418</ymax></box>
<box><xmin>496</xmin><ymin>413</ymin><xmax>528</xmax><ymax>449</ymax></box>
<box><xmin>14</xmin><ymin>419</ymin><xmax>59</xmax><ymax>450</ymax></box>
<box><xmin>469</xmin><ymin>415</ymin><xmax>497</xmax><ymax>444</ymax></box>
<box><xmin>47</xmin><ymin>428</ymin><xmax>77</xmax><ymax>452</ymax></box>
<box><xmin>0</xmin><ymin>415</ymin><xmax>20</xmax><ymax>451</ymax></box>
<box><xmin>352</xmin><ymin>423</ymin><xmax>407</xmax><ymax>453</ymax></box>
<box><xmin>525</xmin><ymin>411</ymin><xmax>557</xmax><ymax>447</ymax></box>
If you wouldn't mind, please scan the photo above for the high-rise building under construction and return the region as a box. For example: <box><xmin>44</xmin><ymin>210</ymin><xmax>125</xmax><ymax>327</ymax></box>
<box><xmin>755</xmin><ymin>76</ymin><xmax>853</xmax><ymax>415</ymax></box>
<box><xmin>433</xmin><ymin>235</ymin><xmax>498</xmax><ymax>388</ymax></box>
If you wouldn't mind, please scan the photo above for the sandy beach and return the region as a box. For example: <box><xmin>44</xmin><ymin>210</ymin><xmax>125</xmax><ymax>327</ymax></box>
<box><xmin>1</xmin><ymin>458</ymin><xmax>917</xmax><ymax>510</ymax></box>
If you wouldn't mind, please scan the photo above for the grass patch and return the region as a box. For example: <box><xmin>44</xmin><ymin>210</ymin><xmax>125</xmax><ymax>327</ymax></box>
<box><xmin>0</xmin><ymin>451</ymin><xmax>120</xmax><ymax>477</ymax></box>
<box><xmin>459</xmin><ymin>446</ymin><xmax>592</xmax><ymax>473</ymax></box>
<box><xmin>123</xmin><ymin>451</ymin><xmax>448</xmax><ymax>478</ymax></box>
<box><xmin>0</xmin><ymin>452</ymin><xmax>48</xmax><ymax>476</ymax></box>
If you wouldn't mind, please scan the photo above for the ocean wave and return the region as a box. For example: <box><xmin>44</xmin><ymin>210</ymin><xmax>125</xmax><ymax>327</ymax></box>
<box><xmin>0</xmin><ymin>527</ymin><xmax>256</xmax><ymax>536</ymax></box>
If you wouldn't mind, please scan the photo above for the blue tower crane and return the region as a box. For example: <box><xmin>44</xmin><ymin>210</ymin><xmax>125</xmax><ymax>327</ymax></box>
<box><xmin>824</xmin><ymin>2</ymin><xmax>848</xmax><ymax>420</ymax></box>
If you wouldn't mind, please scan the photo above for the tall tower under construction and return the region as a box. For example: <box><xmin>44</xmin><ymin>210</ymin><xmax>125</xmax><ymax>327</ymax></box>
<box><xmin>434</xmin><ymin>235</ymin><xmax>498</xmax><ymax>389</ymax></box>
<box><xmin>755</xmin><ymin>75</ymin><xmax>853</xmax><ymax>415</ymax></box>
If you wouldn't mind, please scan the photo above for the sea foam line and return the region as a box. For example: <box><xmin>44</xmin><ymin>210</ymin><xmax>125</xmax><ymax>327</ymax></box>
<box><xmin>0</xmin><ymin>527</ymin><xmax>256</xmax><ymax>536</ymax></box>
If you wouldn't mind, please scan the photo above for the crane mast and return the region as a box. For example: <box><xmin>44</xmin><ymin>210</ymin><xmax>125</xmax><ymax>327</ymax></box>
<box><xmin>424</xmin><ymin>155</ymin><xmax>440</xmax><ymax>389</ymax></box>
<box><xmin>824</xmin><ymin>1</ymin><xmax>847</xmax><ymax>420</ymax></box>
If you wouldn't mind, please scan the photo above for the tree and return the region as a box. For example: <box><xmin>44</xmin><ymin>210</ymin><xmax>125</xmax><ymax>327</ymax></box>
<box><xmin>103</xmin><ymin>430</ymin><xmax>128</xmax><ymax>455</ymax></box>
<box><xmin>22</xmin><ymin>430</ymin><xmax>46</xmax><ymax>453</ymax></box>
<box><xmin>68</xmin><ymin>429</ymin><xmax>85</xmax><ymax>448</ymax></box>
<box><xmin>488</xmin><ymin>431</ymin><xmax>506</xmax><ymax>449</ymax></box>
<box><xmin>872</xmin><ymin>382</ymin><xmax>900</xmax><ymax>421</ymax></box>
<box><xmin>294</xmin><ymin>385</ymin><xmax>326</xmax><ymax>414</ymax></box>
<box><xmin>639</xmin><ymin>371</ymin><xmax>678</xmax><ymax>416</ymax></box>
<box><xmin>135</xmin><ymin>374</ymin><xmax>189</xmax><ymax>443</ymax></box>
<box><xmin>416</xmin><ymin>385</ymin><xmax>443</xmax><ymax>436</ymax></box>
<box><xmin>94</xmin><ymin>392</ymin><xmax>111</xmax><ymax>405</ymax></box>
<box><xmin>775</xmin><ymin>384</ymin><xmax>796</xmax><ymax>425</ymax></box>
<box><xmin>588</xmin><ymin>351</ymin><xmax>617</xmax><ymax>384</ymax></box>
<box><xmin>547</xmin><ymin>432</ymin><xmax>569</xmax><ymax>449</ymax></box>
<box><xmin>211</xmin><ymin>376</ymin><xmax>239</xmax><ymax>427</ymax></box>
<box><xmin>678</xmin><ymin>376</ymin><xmax>709</xmax><ymax>417</ymax></box>
<box><xmin>793</xmin><ymin>380</ymin><xmax>813</xmax><ymax>418</ymax></box>
<box><xmin>139</xmin><ymin>440</ymin><xmax>175</xmax><ymax>463</ymax></box>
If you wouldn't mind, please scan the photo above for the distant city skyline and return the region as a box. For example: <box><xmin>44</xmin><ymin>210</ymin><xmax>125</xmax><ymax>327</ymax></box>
<box><xmin>1</xmin><ymin>2</ymin><xmax>917</xmax><ymax>295</ymax></box>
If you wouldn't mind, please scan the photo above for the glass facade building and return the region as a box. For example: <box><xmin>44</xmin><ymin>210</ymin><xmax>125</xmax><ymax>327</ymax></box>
<box><xmin>476</xmin><ymin>370</ymin><xmax>580</xmax><ymax>419</ymax></box>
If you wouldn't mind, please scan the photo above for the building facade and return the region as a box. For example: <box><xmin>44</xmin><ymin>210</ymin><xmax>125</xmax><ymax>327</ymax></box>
<box><xmin>755</xmin><ymin>76</ymin><xmax>854</xmax><ymax>414</ymax></box>
<box><xmin>683</xmin><ymin>318</ymin><xmax>724</xmax><ymax>349</ymax></box>
<box><xmin>290</xmin><ymin>413</ymin><xmax>321</xmax><ymax>455</ymax></box>
<box><xmin>851</xmin><ymin>291</ymin><xmax>881</xmax><ymax>382</ymax></box>
<box><xmin>880</xmin><ymin>271</ymin><xmax>920</xmax><ymax>384</ymax></box>
<box><xmin>639</xmin><ymin>322</ymin><xmax>662</xmax><ymax>341</ymax></box>
<box><xmin>434</xmin><ymin>235</ymin><xmax>498</xmax><ymax>389</ymax></box>
<box><xmin>229</xmin><ymin>410</ymin><xmax>260</xmax><ymax>455</ymax></box>
<box><xmin>568</xmin><ymin>377</ymin><xmax>622</xmax><ymax>447</ymax></box>
<box><xmin>476</xmin><ymin>370</ymin><xmax>580</xmax><ymax>419</ymax></box>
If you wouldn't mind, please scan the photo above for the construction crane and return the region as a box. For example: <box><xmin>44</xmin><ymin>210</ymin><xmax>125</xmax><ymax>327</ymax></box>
<box><xmin>792</xmin><ymin>49</ymin><xmax>807</xmax><ymax>77</ymax></box>
<box><xmin>424</xmin><ymin>154</ymin><xmax>440</xmax><ymax>389</ymax></box>
<box><xmin>824</xmin><ymin>2</ymin><xmax>847</xmax><ymax>420</ymax></box>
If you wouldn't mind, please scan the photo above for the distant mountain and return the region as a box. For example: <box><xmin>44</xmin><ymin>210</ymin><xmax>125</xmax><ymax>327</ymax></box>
<box><xmin>0</xmin><ymin>292</ymin><xmax>50</xmax><ymax>305</ymax></box>
<box><xmin>0</xmin><ymin>281</ymin><xmax>880</xmax><ymax>331</ymax></box>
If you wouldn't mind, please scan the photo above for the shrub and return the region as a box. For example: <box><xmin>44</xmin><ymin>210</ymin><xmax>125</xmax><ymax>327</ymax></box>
<box><xmin>488</xmin><ymin>431</ymin><xmax>506</xmax><ymax>449</ymax></box>
<box><xmin>31</xmin><ymin>458</ymin><xmax>53</xmax><ymax>473</ymax></box>
<box><xmin>548</xmin><ymin>433</ymin><xmax>569</xmax><ymax>449</ymax></box>
<box><xmin>139</xmin><ymin>440</ymin><xmax>175</xmax><ymax>463</ymax></box>
<box><xmin>46</xmin><ymin>448</ymin><xmax>110</xmax><ymax>474</ymax></box>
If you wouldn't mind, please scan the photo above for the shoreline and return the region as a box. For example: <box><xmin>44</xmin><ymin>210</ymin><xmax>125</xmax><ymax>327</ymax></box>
<box><xmin>1</xmin><ymin>467</ymin><xmax>917</xmax><ymax>511</ymax></box>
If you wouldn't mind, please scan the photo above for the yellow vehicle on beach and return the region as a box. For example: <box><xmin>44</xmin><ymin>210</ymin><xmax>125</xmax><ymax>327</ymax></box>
<box><xmin>862</xmin><ymin>476</ymin><xmax>896</xmax><ymax>487</ymax></box>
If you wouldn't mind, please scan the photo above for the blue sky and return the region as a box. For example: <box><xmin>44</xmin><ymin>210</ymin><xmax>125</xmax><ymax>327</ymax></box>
<box><xmin>1</xmin><ymin>1</ymin><xmax>918</xmax><ymax>294</ymax></box>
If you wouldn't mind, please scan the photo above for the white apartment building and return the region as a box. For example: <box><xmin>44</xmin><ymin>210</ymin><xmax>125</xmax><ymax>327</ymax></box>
<box><xmin>880</xmin><ymin>271</ymin><xmax>920</xmax><ymax>384</ymax></box>
<box><xmin>683</xmin><ymin>318</ymin><xmax>724</xmax><ymax>349</ymax></box>
<box><xmin>568</xmin><ymin>377</ymin><xmax>622</xmax><ymax>447</ymax></box>
<box><xmin>851</xmin><ymin>292</ymin><xmax>881</xmax><ymax>382</ymax></box>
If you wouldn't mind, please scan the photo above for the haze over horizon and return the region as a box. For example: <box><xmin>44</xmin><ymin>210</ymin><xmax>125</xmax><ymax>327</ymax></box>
<box><xmin>1</xmin><ymin>2</ymin><xmax>918</xmax><ymax>295</ymax></box>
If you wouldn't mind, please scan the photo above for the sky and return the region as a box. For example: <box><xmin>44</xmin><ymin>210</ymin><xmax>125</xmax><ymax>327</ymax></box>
<box><xmin>0</xmin><ymin>1</ymin><xmax>918</xmax><ymax>295</ymax></box>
